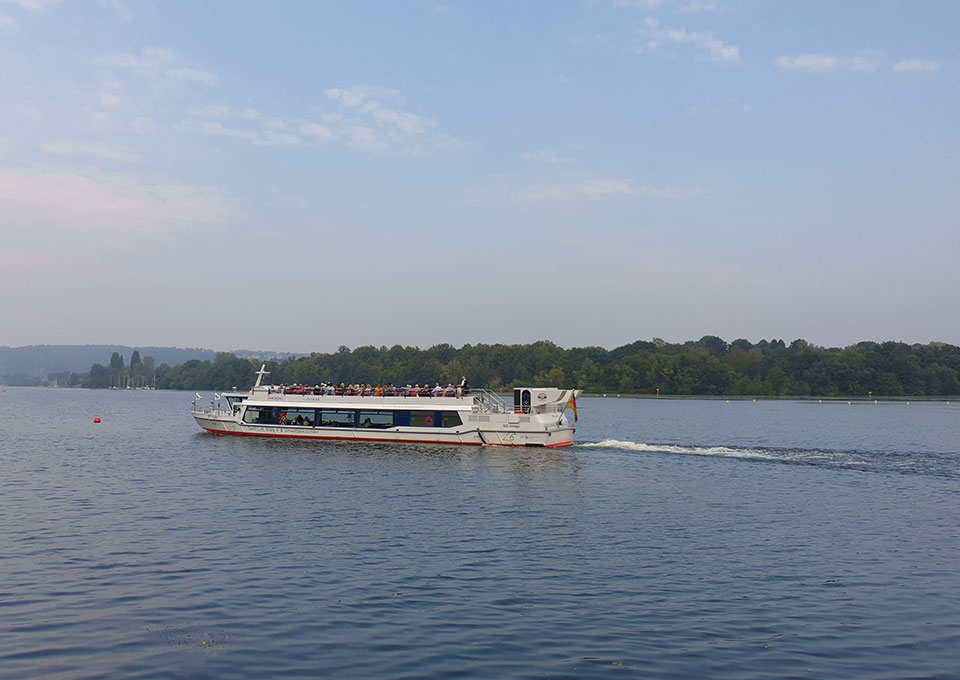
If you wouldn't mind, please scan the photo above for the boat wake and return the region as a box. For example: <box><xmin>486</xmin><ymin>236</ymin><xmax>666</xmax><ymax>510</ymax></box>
<box><xmin>580</xmin><ymin>439</ymin><xmax>786</xmax><ymax>462</ymax></box>
<box><xmin>579</xmin><ymin>439</ymin><xmax>958</xmax><ymax>478</ymax></box>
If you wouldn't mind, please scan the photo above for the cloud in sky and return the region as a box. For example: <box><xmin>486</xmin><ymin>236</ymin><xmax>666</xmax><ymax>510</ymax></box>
<box><xmin>348</xmin><ymin>125</ymin><xmax>382</xmax><ymax>151</ymax></box>
<box><xmin>581</xmin><ymin>178</ymin><xmax>713</xmax><ymax>200</ymax></box>
<box><xmin>639</xmin><ymin>18</ymin><xmax>740</xmax><ymax>62</ymax></box>
<box><xmin>41</xmin><ymin>140</ymin><xmax>140</xmax><ymax>162</ymax></box>
<box><xmin>614</xmin><ymin>0</ymin><xmax>665</xmax><ymax>8</ymax></box>
<box><xmin>0</xmin><ymin>0</ymin><xmax>62</xmax><ymax>9</ymax></box>
<box><xmin>188</xmin><ymin>104</ymin><xmax>260</xmax><ymax>119</ymax></box>
<box><xmin>197</xmin><ymin>120</ymin><xmax>300</xmax><ymax>147</ymax></box>
<box><xmin>0</xmin><ymin>164</ymin><xmax>233</xmax><ymax>238</ymax></box>
<box><xmin>679</xmin><ymin>1</ymin><xmax>723</xmax><ymax>13</ymax></box>
<box><xmin>94</xmin><ymin>46</ymin><xmax>217</xmax><ymax>84</ymax></box>
<box><xmin>98</xmin><ymin>0</ymin><xmax>134</xmax><ymax>22</ymax></box>
<box><xmin>178</xmin><ymin>85</ymin><xmax>451</xmax><ymax>153</ymax></box>
<box><xmin>129</xmin><ymin>116</ymin><xmax>161</xmax><ymax>135</ymax></box>
<box><xmin>775</xmin><ymin>52</ymin><xmax>881</xmax><ymax>73</ymax></box>
<box><xmin>522</xmin><ymin>149</ymin><xmax>573</xmax><ymax>164</ymax></box>
<box><xmin>688</xmin><ymin>97</ymin><xmax>753</xmax><ymax>115</ymax></box>
<box><xmin>165</xmin><ymin>67</ymin><xmax>217</xmax><ymax>85</ymax></box>
<box><xmin>615</xmin><ymin>0</ymin><xmax>724</xmax><ymax>10</ymax></box>
<box><xmin>300</xmin><ymin>122</ymin><xmax>334</xmax><ymax>142</ymax></box>
<box><xmin>182</xmin><ymin>106</ymin><xmax>305</xmax><ymax>147</ymax></box>
<box><xmin>517</xmin><ymin>177</ymin><xmax>713</xmax><ymax>202</ymax></box>
<box><xmin>892</xmin><ymin>59</ymin><xmax>940</xmax><ymax>73</ymax></box>
<box><xmin>324</xmin><ymin>85</ymin><xmax>452</xmax><ymax>152</ymax></box>
<box><xmin>0</xmin><ymin>14</ymin><xmax>16</xmax><ymax>31</ymax></box>
<box><xmin>96</xmin><ymin>80</ymin><xmax>125</xmax><ymax>109</ymax></box>
<box><xmin>326</xmin><ymin>85</ymin><xmax>400</xmax><ymax>110</ymax></box>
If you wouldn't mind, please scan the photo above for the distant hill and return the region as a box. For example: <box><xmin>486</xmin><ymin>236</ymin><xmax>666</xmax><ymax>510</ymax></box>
<box><xmin>0</xmin><ymin>345</ymin><xmax>305</xmax><ymax>380</ymax></box>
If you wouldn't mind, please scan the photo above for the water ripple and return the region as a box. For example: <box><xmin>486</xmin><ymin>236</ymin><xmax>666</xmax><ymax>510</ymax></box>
<box><xmin>1</xmin><ymin>390</ymin><xmax>959</xmax><ymax>678</ymax></box>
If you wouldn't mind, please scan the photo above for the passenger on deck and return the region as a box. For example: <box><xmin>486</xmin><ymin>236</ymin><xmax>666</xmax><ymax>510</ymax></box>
<box><xmin>432</xmin><ymin>383</ymin><xmax>442</xmax><ymax>396</ymax></box>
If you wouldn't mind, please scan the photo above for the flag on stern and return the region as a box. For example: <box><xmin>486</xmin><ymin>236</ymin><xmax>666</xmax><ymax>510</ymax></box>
<box><xmin>566</xmin><ymin>394</ymin><xmax>578</xmax><ymax>422</ymax></box>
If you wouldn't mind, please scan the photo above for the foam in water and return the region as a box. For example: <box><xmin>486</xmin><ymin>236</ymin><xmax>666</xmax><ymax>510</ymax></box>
<box><xmin>578</xmin><ymin>439</ymin><xmax>889</xmax><ymax>472</ymax></box>
<box><xmin>580</xmin><ymin>439</ymin><xmax>782</xmax><ymax>461</ymax></box>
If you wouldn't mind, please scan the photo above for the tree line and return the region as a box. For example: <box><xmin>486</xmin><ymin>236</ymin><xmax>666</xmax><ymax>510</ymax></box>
<box><xmin>47</xmin><ymin>337</ymin><xmax>960</xmax><ymax>397</ymax></box>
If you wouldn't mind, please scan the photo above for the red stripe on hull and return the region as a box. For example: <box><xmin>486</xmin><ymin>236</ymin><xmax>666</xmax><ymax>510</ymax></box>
<box><xmin>202</xmin><ymin>428</ymin><xmax>484</xmax><ymax>446</ymax></box>
<box><xmin>201</xmin><ymin>427</ymin><xmax>574</xmax><ymax>447</ymax></box>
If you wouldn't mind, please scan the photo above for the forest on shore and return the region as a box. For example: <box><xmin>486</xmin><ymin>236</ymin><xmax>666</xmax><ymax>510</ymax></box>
<box><xmin>41</xmin><ymin>337</ymin><xmax>960</xmax><ymax>397</ymax></box>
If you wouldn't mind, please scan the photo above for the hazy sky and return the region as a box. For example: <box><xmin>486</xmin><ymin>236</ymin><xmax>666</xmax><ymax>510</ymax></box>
<box><xmin>1</xmin><ymin>0</ymin><xmax>957</xmax><ymax>353</ymax></box>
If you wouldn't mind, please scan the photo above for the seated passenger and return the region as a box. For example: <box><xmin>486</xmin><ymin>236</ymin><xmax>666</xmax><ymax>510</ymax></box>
<box><xmin>432</xmin><ymin>383</ymin><xmax>442</xmax><ymax>396</ymax></box>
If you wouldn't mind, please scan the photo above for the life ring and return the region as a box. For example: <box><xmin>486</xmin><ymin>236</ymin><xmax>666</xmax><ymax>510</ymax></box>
<box><xmin>278</xmin><ymin>412</ymin><xmax>288</xmax><ymax>425</ymax></box>
<box><xmin>424</xmin><ymin>415</ymin><xmax>434</xmax><ymax>426</ymax></box>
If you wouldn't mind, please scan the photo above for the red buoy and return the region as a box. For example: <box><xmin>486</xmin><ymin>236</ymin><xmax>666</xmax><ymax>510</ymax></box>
<box><xmin>94</xmin><ymin>417</ymin><xmax>101</xmax><ymax>423</ymax></box>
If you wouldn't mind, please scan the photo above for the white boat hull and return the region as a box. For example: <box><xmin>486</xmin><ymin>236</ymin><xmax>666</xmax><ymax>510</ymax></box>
<box><xmin>193</xmin><ymin>411</ymin><xmax>575</xmax><ymax>447</ymax></box>
<box><xmin>191</xmin><ymin>371</ymin><xmax>579</xmax><ymax>448</ymax></box>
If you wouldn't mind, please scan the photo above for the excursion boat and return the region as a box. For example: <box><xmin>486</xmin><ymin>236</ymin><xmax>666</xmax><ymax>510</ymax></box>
<box><xmin>191</xmin><ymin>365</ymin><xmax>580</xmax><ymax>447</ymax></box>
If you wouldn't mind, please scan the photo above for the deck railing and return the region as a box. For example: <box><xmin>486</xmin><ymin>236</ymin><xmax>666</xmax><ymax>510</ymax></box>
<box><xmin>192</xmin><ymin>389</ymin><xmax>511</xmax><ymax>413</ymax></box>
<box><xmin>192</xmin><ymin>404</ymin><xmax>232</xmax><ymax>415</ymax></box>
<box><xmin>470</xmin><ymin>389</ymin><xmax>510</xmax><ymax>414</ymax></box>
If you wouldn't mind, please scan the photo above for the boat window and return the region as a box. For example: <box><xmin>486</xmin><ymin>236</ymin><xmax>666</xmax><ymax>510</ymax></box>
<box><xmin>243</xmin><ymin>406</ymin><xmax>277</xmax><ymax>424</ymax></box>
<box><xmin>521</xmin><ymin>390</ymin><xmax>531</xmax><ymax>414</ymax></box>
<box><xmin>358</xmin><ymin>410</ymin><xmax>395</xmax><ymax>429</ymax></box>
<box><xmin>279</xmin><ymin>408</ymin><xmax>316</xmax><ymax>426</ymax></box>
<box><xmin>441</xmin><ymin>411</ymin><xmax>462</xmax><ymax>428</ymax></box>
<box><xmin>320</xmin><ymin>409</ymin><xmax>356</xmax><ymax>428</ymax></box>
<box><xmin>226</xmin><ymin>396</ymin><xmax>245</xmax><ymax>408</ymax></box>
<box><xmin>410</xmin><ymin>412</ymin><xmax>436</xmax><ymax>427</ymax></box>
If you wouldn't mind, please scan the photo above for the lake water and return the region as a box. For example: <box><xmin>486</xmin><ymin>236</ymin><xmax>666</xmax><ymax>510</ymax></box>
<box><xmin>1</xmin><ymin>388</ymin><xmax>959</xmax><ymax>678</ymax></box>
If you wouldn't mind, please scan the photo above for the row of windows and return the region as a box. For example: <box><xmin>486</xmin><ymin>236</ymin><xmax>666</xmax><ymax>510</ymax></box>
<box><xmin>242</xmin><ymin>407</ymin><xmax>463</xmax><ymax>429</ymax></box>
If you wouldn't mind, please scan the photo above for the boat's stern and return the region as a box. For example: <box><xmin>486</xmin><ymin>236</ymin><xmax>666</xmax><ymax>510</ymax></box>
<box><xmin>474</xmin><ymin>387</ymin><xmax>580</xmax><ymax>446</ymax></box>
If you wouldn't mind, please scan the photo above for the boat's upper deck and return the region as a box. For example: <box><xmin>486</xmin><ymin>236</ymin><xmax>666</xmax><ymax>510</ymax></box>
<box><xmin>242</xmin><ymin>386</ymin><xmax>508</xmax><ymax>412</ymax></box>
<box><xmin>215</xmin><ymin>366</ymin><xmax>576</xmax><ymax>419</ymax></box>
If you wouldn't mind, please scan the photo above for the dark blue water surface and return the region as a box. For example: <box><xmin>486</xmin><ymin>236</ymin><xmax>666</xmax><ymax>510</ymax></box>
<box><xmin>1</xmin><ymin>389</ymin><xmax>959</xmax><ymax>678</ymax></box>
